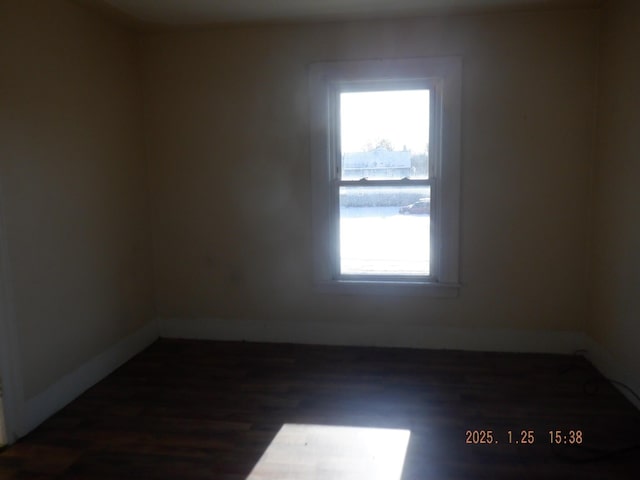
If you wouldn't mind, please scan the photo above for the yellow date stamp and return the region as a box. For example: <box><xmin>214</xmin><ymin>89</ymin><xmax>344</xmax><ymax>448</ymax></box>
<box><xmin>465</xmin><ymin>429</ymin><xmax>583</xmax><ymax>445</ymax></box>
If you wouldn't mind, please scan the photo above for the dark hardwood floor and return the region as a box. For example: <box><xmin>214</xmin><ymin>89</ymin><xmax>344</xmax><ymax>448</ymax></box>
<box><xmin>1</xmin><ymin>338</ymin><xmax>639</xmax><ymax>479</ymax></box>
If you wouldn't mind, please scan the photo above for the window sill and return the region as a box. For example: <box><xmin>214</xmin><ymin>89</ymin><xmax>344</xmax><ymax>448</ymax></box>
<box><xmin>314</xmin><ymin>280</ymin><xmax>460</xmax><ymax>297</ymax></box>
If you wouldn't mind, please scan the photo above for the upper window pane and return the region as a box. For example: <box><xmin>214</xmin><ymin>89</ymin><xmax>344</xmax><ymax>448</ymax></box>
<box><xmin>340</xmin><ymin>90</ymin><xmax>430</xmax><ymax>180</ymax></box>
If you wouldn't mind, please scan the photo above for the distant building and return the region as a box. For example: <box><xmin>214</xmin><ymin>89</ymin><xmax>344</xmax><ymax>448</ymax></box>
<box><xmin>342</xmin><ymin>147</ymin><xmax>412</xmax><ymax>179</ymax></box>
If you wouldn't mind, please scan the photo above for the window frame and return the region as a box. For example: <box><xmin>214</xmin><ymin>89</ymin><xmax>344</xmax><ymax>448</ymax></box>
<box><xmin>309</xmin><ymin>57</ymin><xmax>462</xmax><ymax>296</ymax></box>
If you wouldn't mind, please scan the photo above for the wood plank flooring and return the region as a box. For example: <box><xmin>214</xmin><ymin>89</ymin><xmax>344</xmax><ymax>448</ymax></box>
<box><xmin>1</xmin><ymin>338</ymin><xmax>639</xmax><ymax>479</ymax></box>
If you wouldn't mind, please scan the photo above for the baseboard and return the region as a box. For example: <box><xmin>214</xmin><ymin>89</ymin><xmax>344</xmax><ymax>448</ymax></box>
<box><xmin>18</xmin><ymin>318</ymin><xmax>638</xmax><ymax>440</ymax></box>
<box><xmin>21</xmin><ymin>321</ymin><xmax>159</xmax><ymax>437</ymax></box>
<box><xmin>581</xmin><ymin>337</ymin><xmax>640</xmax><ymax>411</ymax></box>
<box><xmin>160</xmin><ymin>317</ymin><xmax>640</xmax><ymax>411</ymax></box>
<box><xmin>159</xmin><ymin>317</ymin><xmax>590</xmax><ymax>355</ymax></box>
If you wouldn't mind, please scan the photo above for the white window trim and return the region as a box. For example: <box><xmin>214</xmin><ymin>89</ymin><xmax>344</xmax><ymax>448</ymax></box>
<box><xmin>309</xmin><ymin>57</ymin><xmax>462</xmax><ymax>296</ymax></box>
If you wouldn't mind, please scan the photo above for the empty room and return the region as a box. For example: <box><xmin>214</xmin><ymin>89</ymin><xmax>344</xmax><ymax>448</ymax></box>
<box><xmin>0</xmin><ymin>0</ymin><xmax>639</xmax><ymax>478</ymax></box>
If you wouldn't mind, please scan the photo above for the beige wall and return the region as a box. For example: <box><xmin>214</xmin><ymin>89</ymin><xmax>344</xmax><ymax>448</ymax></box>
<box><xmin>590</xmin><ymin>0</ymin><xmax>640</xmax><ymax>383</ymax></box>
<box><xmin>0</xmin><ymin>0</ymin><xmax>154</xmax><ymax>399</ymax></box>
<box><xmin>142</xmin><ymin>10</ymin><xmax>598</xmax><ymax>333</ymax></box>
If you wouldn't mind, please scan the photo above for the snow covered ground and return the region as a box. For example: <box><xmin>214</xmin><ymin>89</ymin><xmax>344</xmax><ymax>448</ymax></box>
<box><xmin>340</xmin><ymin>206</ymin><xmax>430</xmax><ymax>275</ymax></box>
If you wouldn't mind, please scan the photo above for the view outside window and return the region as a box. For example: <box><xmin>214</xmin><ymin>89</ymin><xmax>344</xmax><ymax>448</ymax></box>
<box><xmin>339</xmin><ymin>90</ymin><xmax>431</xmax><ymax>276</ymax></box>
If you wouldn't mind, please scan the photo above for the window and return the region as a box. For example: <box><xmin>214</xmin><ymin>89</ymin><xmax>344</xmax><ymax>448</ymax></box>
<box><xmin>339</xmin><ymin>89</ymin><xmax>430</xmax><ymax>277</ymax></box>
<box><xmin>309</xmin><ymin>57</ymin><xmax>461</xmax><ymax>296</ymax></box>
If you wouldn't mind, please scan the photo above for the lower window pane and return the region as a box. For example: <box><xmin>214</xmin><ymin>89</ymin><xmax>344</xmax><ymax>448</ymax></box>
<box><xmin>339</xmin><ymin>186</ymin><xmax>430</xmax><ymax>276</ymax></box>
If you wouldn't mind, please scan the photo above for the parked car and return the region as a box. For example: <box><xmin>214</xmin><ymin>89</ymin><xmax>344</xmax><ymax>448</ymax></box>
<box><xmin>399</xmin><ymin>198</ymin><xmax>430</xmax><ymax>215</ymax></box>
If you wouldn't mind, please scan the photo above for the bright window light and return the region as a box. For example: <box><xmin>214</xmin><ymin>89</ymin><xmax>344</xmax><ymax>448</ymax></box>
<box><xmin>340</xmin><ymin>186</ymin><xmax>430</xmax><ymax>276</ymax></box>
<box><xmin>246</xmin><ymin>424</ymin><xmax>411</xmax><ymax>480</ymax></box>
<box><xmin>339</xmin><ymin>90</ymin><xmax>430</xmax><ymax>276</ymax></box>
<box><xmin>340</xmin><ymin>90</ymin><xmax>429</xmax><ymax>166</ymax></box>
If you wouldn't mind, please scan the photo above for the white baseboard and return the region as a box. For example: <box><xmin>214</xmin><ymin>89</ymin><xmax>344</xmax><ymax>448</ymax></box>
<box><xmin>160</xmin><ymin>317</ymin><xmax>640</xmax><ymax>411</ymax></box>
<box><xmin>17</xmin><ymin>317</ymin><xmax>638</xmax><ymax>441</ymax></box>
<box><xmin>581</xmin><ymin>337</ymin><xmax>640</xmax><ymax>410</ymax></box>
<box><xmin>21</xmin><ymin>321</ymin><xmax>159</xmax><ymax>437</ymax></box>
<box><xmin>159</xmin><ymin>317</ymin><xmax>590</xmax><ymax>354</ymax></box>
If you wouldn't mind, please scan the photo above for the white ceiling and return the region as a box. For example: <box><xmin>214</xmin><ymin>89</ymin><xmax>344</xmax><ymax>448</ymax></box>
<box><xmin>96</xmin><ymin>0</ymin><xmax>600</xmax><ymax>25</ymax></box>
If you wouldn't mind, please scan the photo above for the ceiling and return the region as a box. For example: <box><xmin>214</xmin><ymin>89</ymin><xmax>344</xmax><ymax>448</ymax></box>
<box><xmin>93</xmin><ymin>0</ymin><xmax>600</xmax><ymax>25</ymax></box>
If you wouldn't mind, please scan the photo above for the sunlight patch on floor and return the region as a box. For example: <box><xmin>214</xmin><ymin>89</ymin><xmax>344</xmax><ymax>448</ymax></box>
<box><xmin>247</xmin><ymin>424</ymin><xmax>411</xmax><ymax>480</ymax></box>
